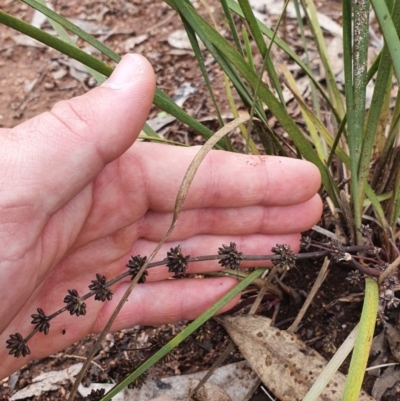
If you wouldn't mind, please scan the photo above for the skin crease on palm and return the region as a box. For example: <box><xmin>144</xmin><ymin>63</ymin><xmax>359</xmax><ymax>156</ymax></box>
<box><xmin>0</xmin><ymin>54</ymin><xmax>323</xmax><ymax>379</ymax></box>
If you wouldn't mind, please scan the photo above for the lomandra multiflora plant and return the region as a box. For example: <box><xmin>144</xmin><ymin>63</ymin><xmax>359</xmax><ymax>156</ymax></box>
<box><xmin>5</xmin><ymin>229</ymin><xmax>398</xmax><ymax>360</ymax></box>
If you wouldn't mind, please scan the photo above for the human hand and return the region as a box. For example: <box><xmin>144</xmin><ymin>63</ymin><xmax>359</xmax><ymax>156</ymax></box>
<box><xmin>0</xmin><ymin>54</ymin><xmax>322</xmax><ymax>379</ymax></box>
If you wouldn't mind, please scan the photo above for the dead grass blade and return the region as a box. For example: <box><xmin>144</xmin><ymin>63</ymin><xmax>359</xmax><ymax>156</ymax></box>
<box><xmin>68</xmin><ymin>116</ymin><xmax>251</xmax><ymax>400</ymax></box>
<box><xmin>287</xmin><ymin>257</ymin><xmax>330</xmax><ymax>334</ymax></box>
<box><xmin>173</xmin><ymin>116</ymin><xmax>251</xmax><ymax>219</ymax></box>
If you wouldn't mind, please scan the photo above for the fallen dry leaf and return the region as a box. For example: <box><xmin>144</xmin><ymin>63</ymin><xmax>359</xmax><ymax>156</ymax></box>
<box><xmin>10</xmin><ymin>363</ymin><xmax>83</xmax><ymax>400</ymax></box>
<box><xmin>371</xmin><ymin>366</ymin><xmax>400</xmax><ymax>400</ymax></box>
<box><xmin>189</xmin><ymin>381</ymin><xmax>232</xmax><ymax>401</ymax></box>
<box><xmin>385</xmin><ymin>323</ymin><xmax>400</xmax><ymax>362</ymax></box>
<box><xmin>219</xmin><ymin>315</ymin><xmax>375</xmax><ymax>401</ymax></box>
<box><xmin>369</xmin><ymin>330</ymin><xmax>390</xmax><ymax>377</ymax></box>
<box><xmin>78</xmin><ymin>361</ymin><xmax>256</xmax><ymax>401</ymax></box>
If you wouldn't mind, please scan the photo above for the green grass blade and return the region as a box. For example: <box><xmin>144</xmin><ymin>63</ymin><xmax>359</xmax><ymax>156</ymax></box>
<box><xmin>154</xmin><ymin>88</ymin><xmax>225</xmax><ymax>148</ymax></box>
<box><xmin>21</xmin><ymin>0</ymin><xmax>120</xmax><ymax>62</ymax></box>
<box><xmin>165</xmin><ymin>0</ymin><xmax>337</xmax><ymax>202</ymax></box>
<box><xmin>301</xmin><ymin>0</ymin><xmax>345</xmax><ymax>118</ymax></box>
<box><xmin>178</xmin><ymin>7</ymin><xmax>235</xmax><ymax>151</ymax></box>
<box><xmin>364</xmin><ymin>184</ymin><xmax>391</xmax><ymax>234</ymax></box>
<box><xmin>353</xmin><ymin>0</ymin><xmax>371</xmax><ymax>232</ymax></box>
<box><xmin>238</xmin><ymin>0</ymin><xmax>267</xmax><ymax>55</ymax></box>
<box><xmin>281</xmin><ymin>66</ymin><xmax>326</xmax><ymax>162</ymax></box>
<box><xmin>223</xmin><ymin>74</ymin><xmax>260</xmax><ymax>154</ymax></box>
<box><xmin>100</xmin><ymin>268</ymin><xmax>265</xmax><ymax>401</ymax></box>
<box><xmin>245</xmin><ymin>0</ymin><xmax>291</xmax><ymax>154</ymax></box>
<box><xmin>372</xmin><ymin>74</ymin><xmax>400</xmax><ymax>190</ymax></box>
<box><xmin>343</xmin><ymin>0</ymin><xmax>370</xmax><ymax>240</ymax></box>
<box><xmin>180</xmin><ymin>17</ymin><xmax>225</xmax><ymax>129</ymax></box>
<box><xmin>342</xmin><ymin>278</ymin><xmax>379</xmax><ymax>401</ymax></box>
<box><xmin>142</xmin><ymin>123</ymin><xmax>162</xmax><ymax>139</ymax></box>
<box><xmin>390</xmin><ymin>168</ymin><xmax>400</xmax><ymax>228</ymax></box>
<box><xmin>237</xmin><ymin>0</ymin><xmax>286</xmax><ymax>106</ymax></box>
<box><xmin>33</xmin><ymin>0</ymin><xmax>105</xmax><ymax>84</ymax></box>
<box><xmin>327</xmin><ymin>48</ymin><xmax>381</xmax><ymax>168</ymax></box>
<box><xmin>372</xmin><ymin>0</ymin><xmax>400</xmax><ymax>83</ymax></box>
<box><xmin>220</xmin><ymin>0</ymin><xmax>243</xmax><ymax>54</ymax></box>
<box><xmin>358</xmin><ymin>45</ymin><xmax>395</xmax><ymax>219</ymax></box>
<box><xmin>242</xmin><ymin>26</ymin><xmax>255</xmax><ymax>71</ymax></box>
<box><xmin>241</xmin><ymin>25</ymin><xmax>266</xmax><ymax>129</ymax></box>
<box><xmin>326</xmin><ymin>115</ymin><xmax>347</xmax><ymax>167</ymax></box>
<box><xmin>293</xmin><ymin>0</ymin><xmax>321</xmax><ymax>120</ymax></box>
<box><xmin>225</xmin><ymin>0</ymin><xmax>341</xmax><ymax>124</ymax></box>
<box><xmin>138</xmin><ymin>133</ymin><xmax>188</xmax><ymax>145</ymax></box>
<box><xmin>0</xmin><ymin>10</ymin><xmax>114</xmax><ymax>75</ymax></box>
<box><xmin>170</xmin><ymin>1</ymin><xmax>269</xmax><ymax>126</ymax></box>
<box><xmin>0</xmin><ymin>10</ymin><xmax>234</xmax><ymax>147</ymax></box>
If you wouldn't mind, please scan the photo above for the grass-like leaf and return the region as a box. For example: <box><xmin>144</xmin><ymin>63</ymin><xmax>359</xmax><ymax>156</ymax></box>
<box><xmin>372</xmin><ymin>0</ymin><xmax>400</xmax><ymax>83</ymax></box>
<box><xmin>99</xmin><ymin>268</ymin><xmax>265</xmax><ymax>401</ymax></box>
<box><xmin>166</xmin><ymin>0</ymin><xmax>338</xmax><ymax>203</ymax></box>
<box><xmin>226</xmin><ymin>0</ymin><xmax>341</xmax><ymax>123</ymax></box>
<box><xmin>238</xmin><ymin>0</ymin><xmax>286</xmax><ymax>106</ymax></box>
<box><xmin>342</xmin><ymin>278</ymin><xmax>379</xmax><ymax>401</ymax></box>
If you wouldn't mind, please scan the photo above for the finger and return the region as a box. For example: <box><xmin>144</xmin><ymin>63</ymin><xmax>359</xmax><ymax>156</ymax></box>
<box><xmin>75</xmin><ymin>145</ymin><xmax>321</xmax><ymax>245</ymax></box>
<box><xmin>131</xmin><ymin>233</ymin><xmax>302</xmax><ymax>280</ymax></box>
<box><xmin>0</xmin><ymin>54</ymin><xmax>155</xmax><ymax>219</ymax></box>
<box><xmin>135</xmin><ymin>143</ymin><xmax>322</xmax><ymax>210</ymax></box>
<box><xmin>0</xmin><ymin>277</ymin><xmax>238</xmax><ymax>379</ymax></box>
<box><xmin>52</xmin><ymin>232</ymin><xmax>302</xmax><ymax>288</ymax></box>
<box><xmin>139</xmin><ymin>195</ymin><xmax>322</xmax><ymax>241</ymax></box>
<box><xmin>93</xmin><ymin>278</ymin><xmax>239</xmax><ymax>331</ymax></box>
<box><xmin>27</xmin><ymin>233</ymin><xmax>301</xmax><ymax>311</ymax></box>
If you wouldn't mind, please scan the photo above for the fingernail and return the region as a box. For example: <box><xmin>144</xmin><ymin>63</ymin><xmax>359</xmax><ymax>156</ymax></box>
<box><xmin>102</xmin><ymin>54</ymin><xmax>144</xmax><ymax>89</ymax></box>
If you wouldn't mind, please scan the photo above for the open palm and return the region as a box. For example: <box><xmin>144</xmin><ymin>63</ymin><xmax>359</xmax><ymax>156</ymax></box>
<box><xmin>0</xmin><ymin>55</ymin><xmax>322</xmax><ymax>379</ymax></box>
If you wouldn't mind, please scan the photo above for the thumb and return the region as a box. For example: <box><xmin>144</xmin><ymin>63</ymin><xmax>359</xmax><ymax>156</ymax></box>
<box><xmin>0</xmin><ymin>54</ymin><xmax>155</xmax><ymax>216</ymax></box>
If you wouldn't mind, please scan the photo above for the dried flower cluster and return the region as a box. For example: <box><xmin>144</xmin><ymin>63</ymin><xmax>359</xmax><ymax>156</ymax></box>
<box><xmin>358</xmin><ymin>224</ymin><xmax>373</xmax><ymax>238</ymax></box>
<box><xmin>118</xmin><ymin>359</ymin><xmax>149</xmax><ymax>389</ymax></box>
<box><xmin>271</xmin><ymin>244</ymin><xmax>297</xmax><ymax>270</ymax></box>
<box><xmin>380</xmin><ymin>274</ymin><xmax>400</xmax><ymax>311</ymax></box>
<box><xmin>5</xmin><ymin>236</ymin><xmax>394</xmax><ymax>364</ymax></box>
<box><xmin>166</xmin><ymin>245</ymin><xmax>190</xmax><ymax>275</ymax></box>
<box><xmin>84</xmin><ymin>388</ymin><xmax>106</xmax><ymax>401</ymax></box>
<box><xmin>31</xmin><ymin>308</ymin><xmax>50</xmax><ymax>335</ymax></box>
<box><xmin>346</xmin><ymin>270</ymin><xmax>363</xmax><ymax>286</ymax></box>
<box><xmin>89</xmin><ymin>273</ymin><xmax>113</xmax><ymax>302</ymax></box>
<box><xmin>300</xmin><ymin>235</ymin><xmax>312</xmax><ymax>250</ymax></box>
<box><xmin>218</xmin><ymin>242</ymin><xmax>243</xmax><ymax>270</ymax></box>
<box><xmin>329</xmin><ymin>240</ymin><xmax>349</xmax><ymax>263</ymax></box>
<box><xmin>6</xmin><ymin>333</ymin><xmax>30</xmax><ymax>358</ymax></box>
<box><xmin>64</xmin><ymin>289</ymin><xmax>87</xmax><ymax>317</ymax></box>
<box><xmin>126</xmin><ymin>255</ymin><xmax>148</xmax><ymax>283</ymax></box>
<box><xmin>147</xmin><ymin>331</ymin><xmax>175</xmax><ymax>364</ymax></box>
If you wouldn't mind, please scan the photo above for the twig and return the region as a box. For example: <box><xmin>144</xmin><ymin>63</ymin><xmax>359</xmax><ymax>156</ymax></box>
<box><xmin>379</xmin><ymin>254</ymin><xmax>400</xmax><ymax>284</ymax></box>
<box><xmin>287</xmin><ymin>257</ymin><xmax>330</xmax><ymax>334</ymax></box>
<box><xmin>189</xmin><ymin>340</ymin><xmax>236</xmax><ymax>397</ymax></box>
